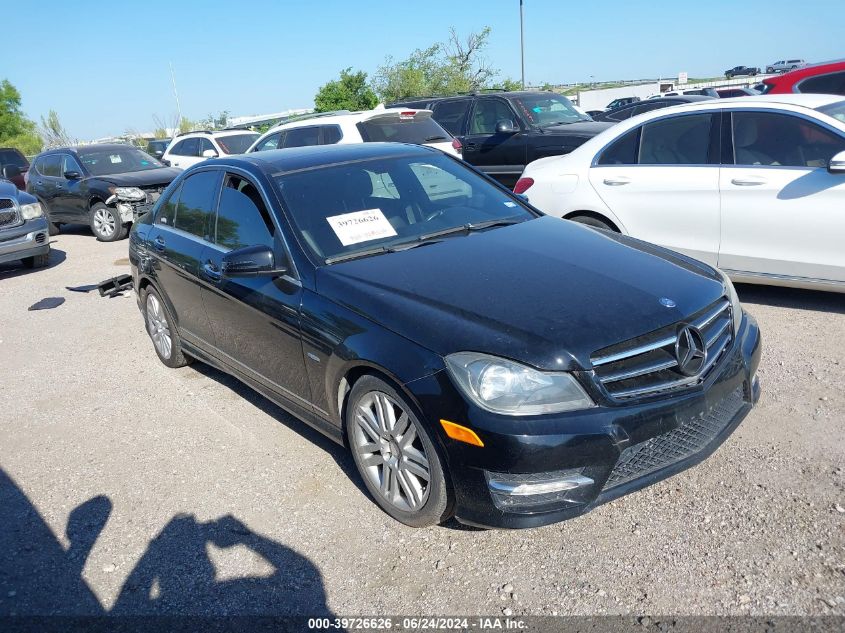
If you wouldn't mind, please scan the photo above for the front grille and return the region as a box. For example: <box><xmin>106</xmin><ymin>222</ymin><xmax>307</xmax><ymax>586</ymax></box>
<box><xmin>591</xmin><ymin>298</ymin><xmax>733</xmax><ymax>400</ymax></box>
<box><xmin>604</xmin><ymin>385</ymin><xmax>745</xmax><ymax>489</ymax></box>
<box><xmin>0</xmin><ymin>198</ymin><xmax>19</xmax><ymax>228</ymax></box>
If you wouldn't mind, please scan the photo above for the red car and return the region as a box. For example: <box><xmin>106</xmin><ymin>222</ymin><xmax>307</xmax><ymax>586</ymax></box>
<box><xmin>763</xmin><ymin>60</ymin><xmax>845</xmax><ymax>95</ymax></box>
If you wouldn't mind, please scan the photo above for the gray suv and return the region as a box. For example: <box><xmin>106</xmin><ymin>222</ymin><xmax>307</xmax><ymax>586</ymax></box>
<box><xmin>766</xmin><ymin>59</ymin><xmax>807</xmax><ymax>74</ymax></box>
<box><xmin>0</xmin><ymin>169</ymin><xmax>50</xmax><ymax>269</ymax></box>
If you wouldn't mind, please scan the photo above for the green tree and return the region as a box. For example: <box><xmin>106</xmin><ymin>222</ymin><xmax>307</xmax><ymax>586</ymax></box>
<box><xmin>314</xmin><ymin>68</ymin><xmax>378</xmax><ymax>112</ymax></box>
<box><xmin>0</xmin><ymin>79</ymin><xmax>42</xmax><ymax>155</ymax></box>
<box><xmin>500</xmin><ymin>77</ymin><xmax>523</xmax><ymax>91</ymax></box>
<box><xmin>372</xmin><ymin>27</ymin><xmax>500</xmax><ymax>103</ymax></box>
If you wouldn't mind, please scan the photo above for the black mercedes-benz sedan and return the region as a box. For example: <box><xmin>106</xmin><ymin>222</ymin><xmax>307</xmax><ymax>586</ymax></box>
<box><xmin>129</xmin><ymin>142</ymin><xmax>761</xmax><ymax>529</ymax></box>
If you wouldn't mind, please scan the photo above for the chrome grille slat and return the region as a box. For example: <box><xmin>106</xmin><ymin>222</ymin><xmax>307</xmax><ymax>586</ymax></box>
<box><xmin>0</xmin><ymin>198</ymin><xmax>20</xmax><ymax>228</ymax></box>
<box><xmin>591</xmin><ymin>297</ymin><xmax>734</xmax><ymax>401</ymax></box>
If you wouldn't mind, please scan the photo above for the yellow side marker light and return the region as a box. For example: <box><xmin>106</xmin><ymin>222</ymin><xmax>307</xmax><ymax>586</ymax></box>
<box><xmin>439</xmin><ymin>419</ymin><xmax>484</xmax><ymax>447</ymax></box>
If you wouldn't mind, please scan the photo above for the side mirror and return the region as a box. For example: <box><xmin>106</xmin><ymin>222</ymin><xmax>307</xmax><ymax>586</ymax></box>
<box><xmin>221</xmin><ymin>244</ymin><xmax>287</xmax><ymax>278</ymax></box>
<box><xmin>152</xmin><ymin>150</ymin><xmax>164</xmax><ymax>158</ymax></box>
<box><xmin>202</xmin><ymin>149</ymin><xmax>219</xmax><ymax>158</ymax></box>
<box><xmin>2</xmin><ymin>165</ymin><xmax>21</xmax><ymax>179</ymax></box>
<box><xmin>161</xmin><ymin>159</ymin><xmax>171</xmax><ymax>167</ymax></box>
<box><xmin>64</xmin><ymin>170</ymin><xmax>81</xmax><ymax>180</ymax></box>
<box><xmin>495</xmin><ymin>119</ymin><xmax>518</xmax><ymax>134</ymax></box>
<box><xmin>828</xmin><ymin>150</ymin><xmax>845</xmax><ymax>174</ymax></box>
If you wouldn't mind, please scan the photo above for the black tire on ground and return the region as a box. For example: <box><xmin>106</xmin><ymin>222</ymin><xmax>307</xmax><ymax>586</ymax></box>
<box><xmin>141</xmin><ymin>286</ymin><xmax>191</xmax><ymax>368</ymax></box>
<box><xmin>46</xmin><ymin>216</ymin><xmax>61</xmax><ymax>236</ymax></box>
<box><xmin>22</xmin><ymin>251</ymin><xmax>50</xmax><ymax>269</ymax></box>
<box><xmin>345</xmin><ymin>374</ymin><xmax>453</xmax><ymax>527</ymax></box>
<box><xmin>89</xmin><ymin>202</ymin><xmax>128</xmax><ymax>242</ymax></box>
<box><xmin>568</xmin><ymin>214</ymin><xmax>615</xmax><ymax>231</ymax></box>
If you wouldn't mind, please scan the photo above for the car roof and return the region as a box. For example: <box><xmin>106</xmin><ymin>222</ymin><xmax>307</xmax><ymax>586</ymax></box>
<box><xmin>269</xmin><ymin>107</ymin><xmax>433</xmax><ymax>131</ymax></box>
<box><xmin>214</xmin><ymin>142</ymin><xmax>437</xmax><ymax>176</ymax></box>
<box><xmin>41</xmin><ymin>143</ymin><xmax>133</xmax><ymax>155</ymax></box>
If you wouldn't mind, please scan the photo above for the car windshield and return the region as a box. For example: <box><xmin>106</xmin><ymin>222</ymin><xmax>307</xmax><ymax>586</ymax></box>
<box><xmin>0</xmin><ymin>149</ymin><xmax>28</xmax><ymax>168</ymax></box>
<box><xmin>274</xmin><ymin>152</ymin><xmax>535</xmax><ymax>263</ymax></box>
<box><xmin>217</xmin><ymin>133</ymin><xmax>259</xmax><ymax>155</ymax></box>
<box><xmin>509</xmin><ymin>93</ymin><xmax>590</xmax><ymax>126</ymax></box>
<box><xmin>357</xmin><ymin>114</ymin><xmax>451</xmax><ymax>144</ymax></box>
<box><xmin>79</xmin><ymin>148</ymin><xmax>163</xmax><ymax>176</ymax></box>
<box><xmin>817</xmin><ymin>100</ymin><xmax>845</xmax><ymax>123</ymax></box>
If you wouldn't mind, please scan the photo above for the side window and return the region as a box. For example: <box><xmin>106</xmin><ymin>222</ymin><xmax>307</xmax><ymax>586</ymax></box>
<box><xmin>199</xmin><ymin>138</ymin><xmax>216</xmax><ymax>156</ymax></box>
<box><xmin>409</xmin><ymin>162</ymin><xmax>472</xmax><ymax>202</ymax></box>
<box><xmin>606</xmin><ymin>106</ymin><xmax>636</xmax><ymax>122</ymax></box>
<box><xmin>797</xmin><ymin>72</ymin><xmax>845</xmax><ymax>96</ymax></box>
<box><xmin>597</xmin><ymin>127</ymin><xmax>641</xmax><ymax>165</ymax></box>
<box><xmin>469</xmin><ymin>99</ymin><xmax>517</xmax><ymax>135</ymax></box>
<box><xmin>215</xmin><ymin>174</ymin><xmax>275</xmax><ymax>250</ymax></box>
<box><xmin>61</xmin><ymin>154</ymin><xmax>83</xmax><ymax>175</ymax></box>
<box><xmin>432</xmin><ymin>99</ymin><xmax>471</xmax><ymax>135</ymax></box>
<box><xmin>639</xmin><ymin>113</ymin><xmax>716</xmax><ymax>165</ymax></box>
<box><xmin>732</xmin><ymin>111</ymin><xmax>845</xmax><ymax>168</ymax></box>
<box><xmin>320</xmin><ymin>125</ymin><xmax>342</xmax><ymax>145</ymax></box>
<box><xmin>156</xmin><ymin>182</ymin><xmax>182</xmax><ymax>226</ymax></box>
<box><xmin>173</xmin><ymin>170</ymin><xmax>219</xmax><ymax>239</ymax></box>
<box><xmin>284</xmin><ymin>126</ymin><xmax>321</xmax><ymax>148</ymax></box>
<box><xmin>40</xmin><ymin>155</ymin><xmax>63</xmax><ymax>177</ymax></box>
<box><xmin>172</xmin><ymin>138</ymin><xmax>199</xmax><ymax>157</ymax></box>
<box><xmin>254</xmin><ymin>132</ymin><xmax>282</xmax><ymax>152</ymax></box>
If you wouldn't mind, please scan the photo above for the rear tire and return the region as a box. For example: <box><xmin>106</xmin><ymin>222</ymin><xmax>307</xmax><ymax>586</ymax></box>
<box><xmin>90</xmin><ymin>202</ymin><xmax>127</xmax><ymax>242</ymax></box>
<box><xmin>142</xmin><ymin>286</ymin><xmax>190</xmax><ymax>368</ymax></box>
<box><xmin>22</xmin><ymin>251</ymin><xmax>50</xmax><ymax>269</ymax></box>
<box><xmin>568</xmin><ymin>214</ymin><xmax>615</xmax><ymax>231</ymax></box>
<box><xmin>345</xmin><ymin>375</ymin><xmax>452</xmax><ymax>527</ymax></box>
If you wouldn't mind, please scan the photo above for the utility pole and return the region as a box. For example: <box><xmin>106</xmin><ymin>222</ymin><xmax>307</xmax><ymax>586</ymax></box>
<box><xmin>169</xmin><ymin>61</ymin><xmax>182</xmax><ymax>134</ymax></box>
<box><xmin>520</xmin><ymin>0</ymin><xmax>525</xmax><ymax>89</ymax></box>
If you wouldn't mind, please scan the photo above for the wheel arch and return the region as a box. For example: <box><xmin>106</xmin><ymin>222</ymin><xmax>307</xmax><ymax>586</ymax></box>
<box><xmin>563</xmin><ymin>210</ymin><xmax>623</xmax><ymax>232</ymax></box>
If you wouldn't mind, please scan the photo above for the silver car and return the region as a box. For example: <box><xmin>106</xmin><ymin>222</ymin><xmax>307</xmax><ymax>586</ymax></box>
<box><xmin>766</xmin><ymin>59</ymin><xmax>807</xmax><ymax>73</ymax></box>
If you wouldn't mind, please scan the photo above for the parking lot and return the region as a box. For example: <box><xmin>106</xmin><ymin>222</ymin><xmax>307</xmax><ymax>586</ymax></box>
<box><xmin>1</xmin><ymin>229</ymin><xmax>843</xmax><ymax>617</ymax></box>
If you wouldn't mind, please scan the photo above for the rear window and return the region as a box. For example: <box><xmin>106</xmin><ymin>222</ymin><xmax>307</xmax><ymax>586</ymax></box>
<box><xmin>816</xmin><ymin>99</ymin><xmax>845</xmax><ymax>123</ymax></box>
<box><xmin>356</xmin><ymin>115</ymin><xmax>450</xmax><ymax>144</ymax></box>
<box><xmin>0</xmin><ymin>149</ymin><xmax>28</xmax><ymax>169</ymax></box>
<box><xmin>799</xmin><ymin>72</ymin><xmax>845</xmax><ymax>96</ymax></box>
<box><xmin>216</xmin><ymin>133</ymin><xmax>259</xmax><ymax>155</ymax></box>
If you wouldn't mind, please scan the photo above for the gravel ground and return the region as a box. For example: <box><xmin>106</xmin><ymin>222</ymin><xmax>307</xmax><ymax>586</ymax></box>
<box><xmin>0</xmin><ymin>228</ymin><xmax>843</xmax><ymax>617</ymax></box>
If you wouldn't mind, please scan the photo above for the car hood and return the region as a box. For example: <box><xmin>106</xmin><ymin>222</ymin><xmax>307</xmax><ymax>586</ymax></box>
<box><xmin>315</xmin><ymin>216</ymin><xmax>725</xmax><ymax>370</ymax></box>
<box><xmin>539</xmin><ymin>121</ymin><xmax>615</xmax><ymax>137</ymax></box>
<box><xmin>96</xmin><ymin>167</ymin><xmax>181</xmax><ymax>187</ymax></box>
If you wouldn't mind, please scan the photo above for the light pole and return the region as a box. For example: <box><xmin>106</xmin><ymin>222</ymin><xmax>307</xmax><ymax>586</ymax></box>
<box><xmin>520</xmin><ymin>0</ymin><xmax>525</xmax><ymax>89</ymax></box>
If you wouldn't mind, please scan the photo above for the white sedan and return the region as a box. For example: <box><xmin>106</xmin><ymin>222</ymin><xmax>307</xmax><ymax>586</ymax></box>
<box><xmin>516</xmin><ymin>94</ymin><xmax>845</xmax><ymax>293</ymax></box>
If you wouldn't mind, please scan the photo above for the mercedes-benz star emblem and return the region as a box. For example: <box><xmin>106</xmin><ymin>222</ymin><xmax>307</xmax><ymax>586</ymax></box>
<box><xmin>659</xmin><ymin>297</ymin><xmax>676</xmax><ymax>308</ymax></box>
<box><xmin>675</xmin><ymin>325</ymin><xmax>707</xmax><ymax>377</ymax></box>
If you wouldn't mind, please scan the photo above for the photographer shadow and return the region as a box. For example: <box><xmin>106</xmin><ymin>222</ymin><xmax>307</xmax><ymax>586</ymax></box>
<box><xmin>0</xmin><ymin>468</ymin><xmax>335</xmax><ymax>619</ymax></box>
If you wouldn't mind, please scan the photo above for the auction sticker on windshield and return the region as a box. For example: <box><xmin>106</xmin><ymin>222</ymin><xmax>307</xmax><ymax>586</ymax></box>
<box><xmin>326</xmin><ymin>209</ymin><xmax>397</xmax><ymax>246</ymax></box>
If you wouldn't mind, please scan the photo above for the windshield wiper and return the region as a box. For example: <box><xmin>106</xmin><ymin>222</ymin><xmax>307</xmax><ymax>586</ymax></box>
<box><xmin>417</xmin><ymin>218</ymin><xmax>522</xmax><ymax>242</ymax></box>
<box><xmin>324</xmin><ymin>238</ymin><xmax>446</xmax><ymax>264</ymax></box>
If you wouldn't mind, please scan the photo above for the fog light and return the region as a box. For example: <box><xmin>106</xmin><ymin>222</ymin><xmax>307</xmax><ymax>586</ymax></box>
<box><xmin>485</xmin><ymin>468</ymin><xmax>595</xmax><ymax>512</ymax></box>
<box><xmin>488</xmin><ymin>476</ymin><xmax>593</xmax><ymax>496</ymax></box>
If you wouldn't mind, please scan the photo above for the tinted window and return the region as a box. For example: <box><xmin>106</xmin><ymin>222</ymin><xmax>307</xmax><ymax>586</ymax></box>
<box><xmin>798</xmin><ymin>71</ymin><xmax>845</xmax><ymax>96</ymax></box>
<box><xmin>321</xmin><ymin>125</ymin><xmax>342</xmax><ymax>144</ymax></box>
<box><xmin>216</xmin><ymin>133</ymin><xmax>259</xmax><ymax>155</ymax></box>
<box><xmin>509</xmin><ymin>93</ymin><xmax>589</xmax><ymax>125</ymax></box>
<box><xmin>173</xmin><ymin>171</ymin><xmax>219</xmax><ymax>239</ymax></box>
<box><xmin>639</xmin><ymin>113</ymin><xmax>715</xmax><ymax>165</ymax></box>
<box><xmin>469</xmin><ymin>100</ymin><xmax>518</xmax><ymax>135</ymax></box>
<box><xmin>284</xmin><ymin>126</ymin><xmax>321</xmax><ymax>148</ymax></box>
<box><xmin>171</xmin><ymin>138</ymin><xmax>199</xmax><ymax>157</ymax></box>
<box><xmin>632</xmin><ymin>102</ymin><xmax>673</xmax><ymax>116</ymax></box>
<box><xmin>275</xmin><ymin>153</ymin><xmax>533</xmax><ymax>262</ymax></box>
<box><xmin>199</xmin><ymin>138</ymin><xmax>216</xmax><ymax>155</ymax></box>
<box><xmin>61</xmin><ymin>154</ymin><xmax>83</xmax><ymax>175</ymax></box>
<box><xmin>598</xmin><ymin>128</ymin><xmax>641</xmax><ymax>165</ymax></box>
<box><xmin>79</xmin><ymin>148</ymin><xmax>163</xmax><ymax>175</ymax></box>
<box><xmin>357</xmin><ymin>115</ymin><xmax>450</xmax><ymax>143</ymax></box>
<box><xmin>156</xmin><ymin>182</ymin><xmax>182</xmax><ymax>226</ymax></box>
<box><xmin>39</xmin><ymin>155</ymin><xmax>63</xmax><ymax>177</ymax></box>
<box><xmin>432</xmin><ymin>99</ymin><xmax>471</xmax><ymax>135</ymax></box>
<box><xmin>732</xmin><ymin>111</ymin><xmax>845</xmax><ymax>168</ymax></box>
<box><xmin>604</xmin><ymin>105</ymin><xmax>637</xmax><ymax>121</ymax></box>
<box><xmin>215</xmin><ymin>175</ymin><xmax>275</xmax><ymax>250</ymax></box>
<box><xmin>0</xmin><ymin>149</ymin><xmax>28</xmax><ymax>169</ymax></box>
<box><xmin>253</xmin><ymin>132</ymin><xmax>282</xmax><ymax>152</ymax></box>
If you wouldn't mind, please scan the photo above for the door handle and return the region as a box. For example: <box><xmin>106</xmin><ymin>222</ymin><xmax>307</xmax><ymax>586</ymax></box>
<box><xmin>603</xmin><ymin>177</ymin><xmax>631</xmax><ymax>186</ymax></box>
<box><xmin>731</xmin><ymin>177</ymin><xmax>766</xmax><ymax>186</ymax></box>
<box><xmin>153</xmin><ymin>236</ymin><xmax>166</xmax><ymax>252</ymax></box>
<box><xmin>201</xmin><ymin>261</ymin><xmax>222</xmax><ymax>283</ymax></box>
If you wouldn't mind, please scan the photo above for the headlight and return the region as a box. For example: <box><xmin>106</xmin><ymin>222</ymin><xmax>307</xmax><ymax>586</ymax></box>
<box><xmin>720</xmin><ymin>270</ymin><xmax>743</xmax><ymax>334</ymax></box>
<box><xmin>112</xmin><ymin>187</ymin><xmax>146</xmax><ymax>201</ymax></box>
<box><xmin>445</xmin><ymin>352</ymin><xmax>594</xmax><ymax>416</ymax></box>
<box><xmin>20</xmin><ymin>202</ymin><xmax>43</xmax><ymax>219</ymax></box>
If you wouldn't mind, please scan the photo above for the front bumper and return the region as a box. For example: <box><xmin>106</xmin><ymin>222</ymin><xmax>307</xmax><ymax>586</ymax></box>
<box><xmin>415</xmin><ymin>313</ymin><xmax>761</xmax><ymax>529</ymax></box>
<box><xmin>0</xmin><ymin>217</ymin><xmax>50</xmax><ymax>265</ymax></box>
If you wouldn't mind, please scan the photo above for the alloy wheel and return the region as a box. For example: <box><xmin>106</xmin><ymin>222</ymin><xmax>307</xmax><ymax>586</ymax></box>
<box><xmin>146</xmin><ymin>293</ymin><xmax>172</xmax><ymax>360</ymax></box>
<box><xmin>351</xmin><ymin>391</ymin><xmax>431</xmax><ymax>512</ymax></box>
<box><xmin>93</xmin><ymin>208</ymin><xmax>116</xmax><ymax>238</ymax></box>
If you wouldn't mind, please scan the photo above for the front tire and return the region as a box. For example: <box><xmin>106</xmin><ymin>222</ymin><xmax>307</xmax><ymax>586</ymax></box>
<box><xmin>142</xmin><ymin>287</ymin><xmax>190</xmax><ymax>368</ymax></box>
<box><xmin>346</xmin><ymin>375</ymin><xmax>452</xmax><ymax>527</ymax></box>
<box><xmin>90</xmin><ymin>203</ymin><xmax>128</xmax><ymax>242</ymax></box>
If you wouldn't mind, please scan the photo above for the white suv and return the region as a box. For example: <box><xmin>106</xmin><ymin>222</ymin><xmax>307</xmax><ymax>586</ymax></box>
<box><xmin>766</xmin><ymin>59</ymin><xmax>807</xmax><ymax>74</ymax></box>
<box><xmin>246</xmin><ymin>108</ymin><xmax>461</xmax><ymax>158</ymax></box>
<box><xmin>162</xmin><ymin>129</ymin><xmax>259</xmax><ymax>169</ymax></box>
